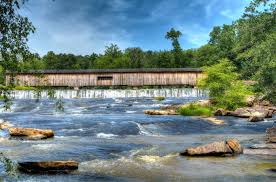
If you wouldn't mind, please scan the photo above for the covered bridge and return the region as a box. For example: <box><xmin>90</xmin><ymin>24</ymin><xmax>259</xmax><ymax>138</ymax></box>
<box><xmin>5</xmin><ymin>68</ymin><xmax>203</xmax><ymax>87</ymax></box>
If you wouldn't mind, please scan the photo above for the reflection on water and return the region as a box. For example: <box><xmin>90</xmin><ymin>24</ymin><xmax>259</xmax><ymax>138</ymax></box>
<box><xmin>0</xmin><ymin>94</ymin><xmax>275</xmax><ymax>181</ymax></box>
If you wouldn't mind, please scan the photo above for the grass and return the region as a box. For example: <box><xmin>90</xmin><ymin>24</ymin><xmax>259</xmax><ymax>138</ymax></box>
<box><xmin>177</xmin><ymin>103</ymin><xmax>213</xmax><ymax>117</ymax></box>
<box><xmin>154</xmin><ymin>96</ymin><xmax>165</xmax><ymax>101</ymax></box>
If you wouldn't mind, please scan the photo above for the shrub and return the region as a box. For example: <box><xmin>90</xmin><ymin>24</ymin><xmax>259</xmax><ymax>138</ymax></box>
<box><xmin>178</xmin><ymin>104</ymin><xmax>213</xmax><ymax>117</ymax></box>
<box><xmin>198</xmin><ymin>59</ymin><xmax>251</xmax><ymax>110</ymax></box>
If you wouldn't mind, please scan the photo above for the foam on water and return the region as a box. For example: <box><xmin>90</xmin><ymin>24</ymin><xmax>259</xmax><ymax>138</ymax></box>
<box><xmin>96</xmin><ymin>133</ymin><xmax>118</xmax><ymax>139</ymax></box>
<box><xmin>9</xmin><ymin>88</ymin><xmax>207</xmax><ymax>99</ymax></box>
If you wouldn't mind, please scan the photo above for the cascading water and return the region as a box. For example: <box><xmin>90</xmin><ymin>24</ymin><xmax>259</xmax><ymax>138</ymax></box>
<box><xmin>9</xmin><ymin>88</ymin><xmax>208</xmax><ymax>99</ymax></box>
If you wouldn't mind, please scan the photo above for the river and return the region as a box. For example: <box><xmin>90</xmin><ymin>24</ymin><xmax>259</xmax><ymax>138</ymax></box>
<box><xmin>0</xmin><ymin>88</ymin><xmax>275</xmax><ymax>181</ymax></box>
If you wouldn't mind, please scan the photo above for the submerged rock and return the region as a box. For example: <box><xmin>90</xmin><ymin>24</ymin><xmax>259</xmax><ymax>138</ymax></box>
<box><xmin>9</xmin><ymin>128</ymin><xmax>54</xmax><ymax>139</ymax></box>
<box><xmin>266</xmin><ymin>126</ymin><xmax>276</xmax><ymax>143</ymax></box>
<box><xmin>180</xmin><ymin>139</ymin><xmax>243</xmax><ymax>156</ymax></box>
<box><xmin>18</xmin><ymin>161</ymin><xmax>78</xmax><ymax>174</ymax></box>
<box><xmin>144</xmin><ymin>110</ymin><xmax>179</xmax><ymax>115</ymax></box>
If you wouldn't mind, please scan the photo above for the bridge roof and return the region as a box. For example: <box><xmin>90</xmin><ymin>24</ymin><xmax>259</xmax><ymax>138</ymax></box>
<box><xmin>7</xmin><ymin>68</ymin><xmax>202</xmax><ymax>74</ymax></box>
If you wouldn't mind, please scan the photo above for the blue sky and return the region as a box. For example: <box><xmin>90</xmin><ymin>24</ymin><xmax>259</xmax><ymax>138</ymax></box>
<box><xmin>21</xmin><ymin>0</ymin><xmax>251</xmax><ymax>55</ymax></box>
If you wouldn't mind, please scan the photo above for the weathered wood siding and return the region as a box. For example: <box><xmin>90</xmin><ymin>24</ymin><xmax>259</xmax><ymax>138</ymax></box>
<box><xmin>6</xmin><ymin>69</ymin><xmax>204</xmax><ymax>87</ymax></box>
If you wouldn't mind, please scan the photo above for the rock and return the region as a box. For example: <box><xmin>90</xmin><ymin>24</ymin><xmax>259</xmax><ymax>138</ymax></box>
<box><xmin>214</xmin><ymin>109</ymin><xmax>227</xmax><ymax>116</ymax></box>
<box><xmin>9</xmin><ymin>128</ymin><xmax>54</xmax><ymax>139</ymax></box>
<box><xmin>180</xmin><ymin>139</ymin><xmax>242</xmax><ymax>156</ymax></box>
<box><xmin>227</xmin><ymin>107</ymin><xmax>273</xmax><ymax>119</ymax></box>
<box><xmin>226</xmin><ymin>139</ymin><xmax>243</xmax><ymax>154</ymax></box>
<box><xmin>248</xmin><ymin>115</ymin><xmax>264</xmax><ymax>122</ymax></box>
<box><xmin>18</xmin><ymin>161</ymin><xmax>78</xmax><ymax>174</ymax></box>
<box><xmin>144</xmin><ymin>110</ymin><xmax>179</xmax><ymax>115</ymax></box>
<box><xmin>227</xmin><ymin>108</ymin><xmax>252</xmax><ymax>118</ymax></box>
<box><xmin>202</xmin><ymin>117</ymin><xmax>225</xmax><ymax>125</ymax></box>
<box><xmin>266</xmin><ymin>126</ymin><xmax>276</xmax><ymax>143</ymax></box>
<box><xmin>259</xmin><ymin>100</ymin><xmax>271</xmax><ymax>107</ymax></box>
<box><xmin>267</xmin><ymin>110</ymin><xmax>274</xmax><ymax>118</ymax></box>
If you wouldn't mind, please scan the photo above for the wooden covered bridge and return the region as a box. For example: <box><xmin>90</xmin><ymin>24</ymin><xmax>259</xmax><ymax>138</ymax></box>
<box><xmin>5</xmin><ymin>68</ymin><xmax>203</xmax><ymax>87</ymax></box>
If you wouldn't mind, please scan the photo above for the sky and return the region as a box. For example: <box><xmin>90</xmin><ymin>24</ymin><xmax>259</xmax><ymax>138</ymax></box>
<box><xmin>20</xmin><ymin>0</ymin><xmax>251</xmax><ymax>55</ymax></box>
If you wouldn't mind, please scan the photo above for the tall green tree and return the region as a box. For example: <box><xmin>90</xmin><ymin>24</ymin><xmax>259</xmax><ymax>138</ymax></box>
<box><xmin>165</xmin><ymin>28</ymin><xmax>183</xmax><ymax>67</ymax></box>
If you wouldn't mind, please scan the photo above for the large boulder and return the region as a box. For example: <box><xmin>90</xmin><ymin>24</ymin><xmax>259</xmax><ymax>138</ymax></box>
<box><xmin>18</xmin><ymin>161</ymin><xmax>78</xmax><ymax>174</ymax></box>
<box><xmin>180</xmin><ymin>139</ymin><xmax>243</xmax><ymax>156</ymax></box>
<box><xmin>144</xmin><ymin>110</ymin><xmax>179</xmax><ymax>115</ymax></box>
<box><xmin>266</xmin><ymin>126</ymin><xmax>276</xmax><ymax>143</ymax></box>
<box><xmin>9</xmin><ymin>128</ymin><xmax>54</xmax><ymax>139</ymax></box>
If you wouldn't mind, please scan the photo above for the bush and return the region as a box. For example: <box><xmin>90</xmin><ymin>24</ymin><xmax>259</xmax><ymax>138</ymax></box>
<box><xmin>215</xmin><ymin>81</ymin><xmax>250</xmax><ymax>110</ymax></box>
<box><xmin>178</xmin><ymin>104</ymin><xmax>213</xmax><ymax>116</ymax></box>
<box><xmin>198</xmin><ymin>59</ymin><xmax>251</xmax><ymax>110</ymax></box>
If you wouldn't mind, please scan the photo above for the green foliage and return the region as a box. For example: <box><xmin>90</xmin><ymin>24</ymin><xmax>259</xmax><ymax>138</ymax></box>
<box><xmin>0</xmin><ymin>0</ymin><xmax>35</xmax><ymax>72</ymax></box>
<box><xmin>198</xmin><ymin>59</ymin><xmax>238</xmax><ymax>99</ymax></box>
<box><xmin>255</xmin><ymin>61</ymin><xmax>276</xmax><ymax>104</ymax></box>
<box><xmin>0</xmin><ymin>153</ymin><xmax>18</xmax><ymax>178</ymax></box>
<box><xmin>2</xmin><ymin>92</ymin><xmax>12</xmax><ymax>111</ymax></box>
<box><xmin>216</xmin><ymin>81</ymin><xmax>250</xmax><ymax>110</ymax></box>
<box><xmin>178</xmin><ymin>104</ymin><xmax>213</xmax><ymax>117</ymax></box>
<box><xmin>199</xmin><ymin>59</ymin><xmax>251</xmax><ymax>110</ymax></box>
<box><xmin>154</xmin><ymin>96</ymin><xmax>165</xmax><ymax>101</ymax></box>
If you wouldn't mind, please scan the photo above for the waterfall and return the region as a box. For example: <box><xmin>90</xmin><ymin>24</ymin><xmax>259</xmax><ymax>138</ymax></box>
<box><xmin>9</xmin><ymin>88</ymin><xmax>208</xmax><ymax>99</ymax></box>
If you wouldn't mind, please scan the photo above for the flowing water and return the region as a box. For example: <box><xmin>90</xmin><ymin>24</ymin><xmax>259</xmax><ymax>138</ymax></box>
<box><xmin>0</xmin><ymin>88</ymin><xmax>275</xmax><ymax>181</ymax></box>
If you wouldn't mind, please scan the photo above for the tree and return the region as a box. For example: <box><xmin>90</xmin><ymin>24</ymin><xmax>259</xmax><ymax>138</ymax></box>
<box><xmin>104</xmin><ymin>44</ymin><xmax>122</xmax><ymax>58</ymax></box>
<box><xmin>199</xmin><ymin>59</ymin><xmax>251</xmax><ymax>110</ymax></box>
<box><xmin>165</xmin><ymin>28</ymin><xmax>183</xmax><ymax>67</ymax></box>
<box><xmin>0</xmin><ymin>0</ymin><xmax>35</xmax><ymax>72</ymax></box>
<box><xmin>125</xmin><ymin>47</ymin><xmax>144</xmax><ymax>68</ymax></box>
